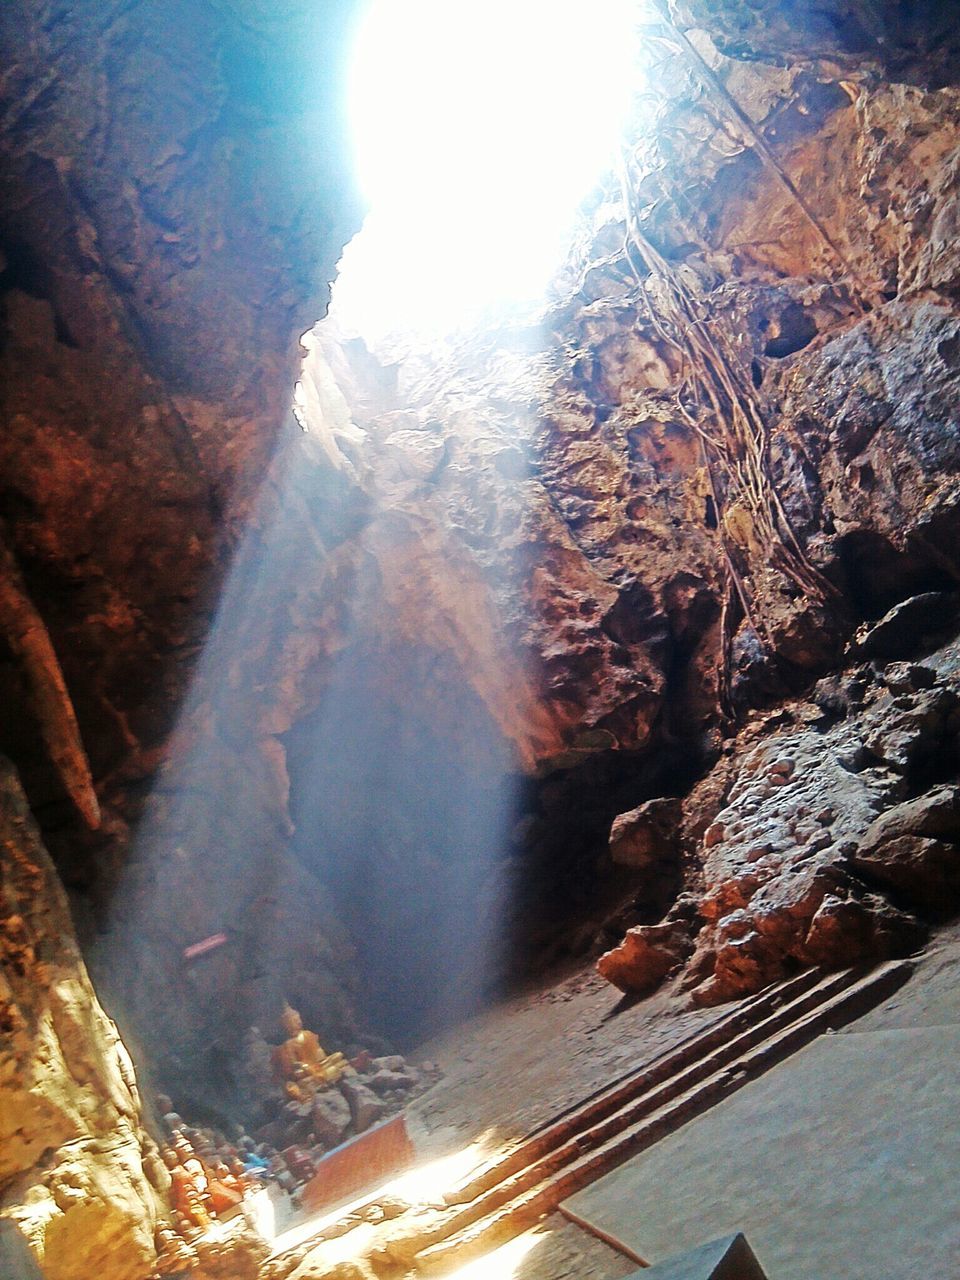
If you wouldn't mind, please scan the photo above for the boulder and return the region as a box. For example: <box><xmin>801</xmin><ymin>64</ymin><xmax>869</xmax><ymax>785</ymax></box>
<box><xmin>860</xmin><ymin>786</ymin><xmax>960</xmax><ymax>848</ymax></box>
<box><xmin>194</xmin><ymin>1224</ymin><xmax>269</xmax><ymax>1279</ymax></box>
<box><xmin>848</xmin><ymin>593</ymin><xmax>960</xmax><ymax>661</ymax></box>
<box><xmin>339</xmin><ymin>1080</ymin><xmax>386</xmax><ymax>1134</ymax></box>
<box><xmin>609</xmin><ymin>797</ymin><xmax>683</xmax><ymax>870</ymax></box>
<box><xmin>312</xmin><ymin>1091</ymin><xmax>352</xmax><ymax>1149</ymax></box>
<box><xmin>369</xmin><ymin>1056</ymin><xmax>408</xmax><ymax>1073</ymax></box>
<box><xmin>802</xmin><ymin>893</ymin><xmax>925</xmax><ymax>967</ymax></box>
<box><xmin>850</xmin><ymin>836</ymin><xmax>960</xmax><ymax>918</ymax></box>
<box><xmin>597</xmin><ymin>921</ymin><xmax>692</xmax><ymax>994</ymax></box>
<box><xmin>366</xmin><ymin>1069</ymin><xmax>418</xmax><ymax>1096</ymax></box>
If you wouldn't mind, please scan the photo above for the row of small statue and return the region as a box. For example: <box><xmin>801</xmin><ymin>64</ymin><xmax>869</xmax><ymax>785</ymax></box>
<box><xmin>154</xmin><ymin>1003</ymin><xmax>347</xmax><ymax>1257</ymax></box>
<box><xmin>153</xmin><ymin>1125</ymin><xmax>322</xmax><ymax>1273</ymax></box>
<box><xmin>160</xmin><ymin>1131</ymin><xmax>253</xmax><ymax>1234</ymax></box>
<box><xmin>155</xmin><ymin>1117</ymin><xmax>320</xmax><ymax>1228</ymax></box>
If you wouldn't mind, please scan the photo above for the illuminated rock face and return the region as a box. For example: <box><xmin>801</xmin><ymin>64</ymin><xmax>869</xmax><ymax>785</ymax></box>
<box><xmin>0</xmin><ymin>0</ymin><xmax>361</xmax><ymax>893</ymax></box>
<box><xmin>0</xmin><ymin>0</ymin><xmax>362</xmax><ymax>1270</ymax></box>
<box><xmin>294</xmin><ymin>12</ymin><xmax>960</xmax><ymax>1003</ymax></box>
<box><xmin>0</xmin><ymin>758</ymin><xmax>161</xmax><ymax>1279</ymax></box>
<box><xmin>667</xmin><ymin>625</ymin><xmax>960</xmax><ymax>1005</ymax></box>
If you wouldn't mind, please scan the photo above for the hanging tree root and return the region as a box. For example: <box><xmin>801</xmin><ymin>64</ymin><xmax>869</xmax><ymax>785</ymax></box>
<box><xmin>614</xmin><ymin>156</ymin><xmax>840</xmax><ymax>712</ymax></box>
<box><xmin>0</xmin><ymin>538</ymin><xmax>100</xmax><ymax>828</ymax></box>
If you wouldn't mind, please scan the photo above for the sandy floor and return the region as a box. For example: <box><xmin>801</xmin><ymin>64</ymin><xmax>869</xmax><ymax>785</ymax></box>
<box><xmin>561</xmin><ymin>930</ymin><xmax>960</xmax><ymax>1280</ymax></box>
<box><xmin>282</xmin><ymin>926</ymin><xmax>960</xmax><ymax>1279</ymax></box>
<box><xmin>406</xmin><ymin>965</ymin><xmax>730</xmax><ymax>1162</ymax></box>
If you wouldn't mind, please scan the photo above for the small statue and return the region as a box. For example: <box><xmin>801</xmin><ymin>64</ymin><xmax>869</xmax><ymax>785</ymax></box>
<box><xmin>268</xmin><ymin>1153</ymin><xmax>297</xmax><ymax>1196</ymax></box>
<box><xmin>271</xmin><ymin>1003</ymin><xmax>347</xmax><ymax>1096</ymax></box>
<box><xmin>206</xmin><ymin>1161</ymin><xmax>245</xmax><ymax>1216</ymax></box>
<box><xmin>162</xmin><ymin>1142</ymin><xmax>213</xmax><ymax>1233</ymax></box>
<box><xmin>155</xmin><ymin>1094</ymin><xmax>186</xmax><ymax>1136</ymax></box>
<box><xmin>282</xmin><ymin>1145</ymin><xmax>316</xmax><ymax>1185</ymax></box>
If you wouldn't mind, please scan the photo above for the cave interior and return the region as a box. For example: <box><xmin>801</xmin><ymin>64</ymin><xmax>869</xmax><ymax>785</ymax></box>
<box><xmin>2</xmin><ymin>1</ymin><xmax>960</xmax><ymax>1278</ymax></box>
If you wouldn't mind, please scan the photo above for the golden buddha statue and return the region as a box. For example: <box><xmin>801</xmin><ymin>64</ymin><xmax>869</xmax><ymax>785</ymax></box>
<box><xmin>272</xmin><ymin>1003</ymin><xmax>347</xmax><ymax>1097</ymax></box>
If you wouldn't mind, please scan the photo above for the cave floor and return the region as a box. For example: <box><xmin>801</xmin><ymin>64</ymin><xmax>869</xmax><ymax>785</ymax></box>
<box><xmin>396</xmin><ymin>925</ymin><xmax>960</xmax><ymax>1280</ymax></box>
<box><xmin>405</xmin><ymin>964</ymin><xmax>730</xmax><ymax>1164</ymax></box>
<box><xmin>280</xmin><ymin>927</ymin><xmax>960</xmax><ymax>1279</ymax></box>
<box><xmin>399</xmin><ymin>962</ymin><xmax>735</xmax><ymax>1280</ymax></box>
<box><xmin>561</xmin><ymin>926</ymin><xmax>960</xmax><ymax>1279</ymax></box>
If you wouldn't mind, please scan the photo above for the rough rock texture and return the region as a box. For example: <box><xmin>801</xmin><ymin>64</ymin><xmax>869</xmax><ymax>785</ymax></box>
<box><xmin>3</xmin><ymin>0</ymin><xmax>960</xmax><ymax>1245</ymax></box>
<box><xmin>290</xmin><ymin>22</ymin><xmax>960</xmax><ymax>778</ymax></box>
<box><xmin>597</xmin><ymin>920</ymin><xmax>693</xmax><ymax>995</ymax></box>
<box><xmin>247</xmin><ymin>4</ymin><xmax>960</xmax><ymax>1015</ymax></box>
<box><xmin>0</xmin><ymin>758</ymin><xmax>160</xmax><ymax>1279</ymax></box>
<box><xmin>603</xmin><ymin>613</ymin><xmax>960</xmax><ymax>1003</ymax></box>
<box><xmin>0</xmin><ymin>0</ymin><xmax>373</xmax><ymax>1126</ymax></box>
<box><xmin>609</xmin><ymin>798</ymin><xmax>683</xmax><ymax>870</ymax></box>
<box><xmin>679</xmin><ymin>0</ymin><xmax>960</xmax><ymax>88</ymax></box>
<box><xmin>0</xmin><ymin>0</ymin><xmax>364</xmax><ymax>1268</ymax></box>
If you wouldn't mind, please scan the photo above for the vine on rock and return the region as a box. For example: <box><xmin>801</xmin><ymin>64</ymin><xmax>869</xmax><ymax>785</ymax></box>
<box><xmin>606</xmin><ymin>6</ymin><xmax>867</xmax><ymax>714</ymax></box>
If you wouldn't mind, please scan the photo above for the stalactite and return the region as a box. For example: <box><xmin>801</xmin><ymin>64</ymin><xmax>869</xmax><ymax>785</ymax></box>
<box><xmin>0</xmin><ymin>537</ymin><xmax>100</xmax><ymax>829</ymax></box>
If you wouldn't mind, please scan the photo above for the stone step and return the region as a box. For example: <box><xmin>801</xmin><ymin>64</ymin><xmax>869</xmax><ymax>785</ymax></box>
<box><xmin>445</xmin><ymin>964</ymin><xmax>828</xmax><ymax>1207</ymax></box>
<box><xmin>415</xmin><ymin>959</ymin><xmax>913</xmax><ymax>1274</ymax></box>
<box><xmin>438</xmin><ymin>965</ymin><xmax>867</xmax><ymax>1237</ymax></box>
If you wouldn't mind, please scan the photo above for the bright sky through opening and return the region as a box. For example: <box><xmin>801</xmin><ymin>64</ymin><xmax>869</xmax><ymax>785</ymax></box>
<box><xmin>341</xmin><ymin>0</ymin><xmax>637</xmax><ymax>334</ymax></box>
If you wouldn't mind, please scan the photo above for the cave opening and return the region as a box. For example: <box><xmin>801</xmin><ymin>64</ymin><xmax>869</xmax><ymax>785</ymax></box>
<box><xmin>271</xmin><ymin>0</ymin><xmax>653</xmax><ymax>1050</ymax></box>
<box><xmin>341</xmin><ymin>0</ymin><xmax>639</xmax><ymax>331</ymax></box>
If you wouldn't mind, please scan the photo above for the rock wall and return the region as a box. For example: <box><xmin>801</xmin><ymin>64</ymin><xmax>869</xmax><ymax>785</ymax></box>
<box><xmin>600</xmin><ymin>608</ymin><xmax>960</xmax><ymax>998</ymax></box>
<box><xmin>0</xmin><ymin>0</ymin><xmax>361</xmax><ymax>883</ymax></box>
<box><xmin>0</xmin><ymin>1</ymin><xmax>363</xmax><ymax>1272</ymax></box>
<box><xmin>0</xmin><ymin>758</ymin><xmax>161</xmax><ymax>1279</ymax></box>
<box><xmin>266</xmin><ymin>3</ymin><xmax>960</xmax><ymax>1009</ymax></box>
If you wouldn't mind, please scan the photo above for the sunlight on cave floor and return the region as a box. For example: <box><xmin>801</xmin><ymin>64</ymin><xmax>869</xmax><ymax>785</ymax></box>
<box><xmin>268</xmin><ymin>1134</ymin><xmax>501</xmax><ymax>1258</ymax></box>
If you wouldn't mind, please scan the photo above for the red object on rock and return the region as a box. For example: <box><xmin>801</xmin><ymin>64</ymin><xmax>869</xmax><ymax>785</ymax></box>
<box><xmin>300</xmin><ymin>1114</ymin><xmax>414</xmax><ymax>1214</ymax></box>
<box><xmin>282</xmin><ymin>1145</ymin><xmax>316</xmax><ymax>1184</ymax></box>
<box><xmin>183</xmin><ymin>933</ymin><xmax>228</xmax><ymax>960</ymax></box>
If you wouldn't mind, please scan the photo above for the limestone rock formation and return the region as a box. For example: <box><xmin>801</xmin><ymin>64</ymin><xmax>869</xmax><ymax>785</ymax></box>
<box><xmin>0</xmin><ymin>0</ymin><xmax>367</xmax><ymax>1095</ymax></box>
<box><xmin>597</xmin><ymin>920</ymin><xmax>693</xmax><ymax>996</ymax></box>
<box><xmin>670</xmin><ymin>624</ymin><xmax>960</xmax><ymax>1004</ymax></box>
<box><xmin>0</xmin><ymin>758</ymin><xmax>160</xmax><ymax>1280</ymax></box>
<box><xmin>272</xmin><ymin>9</ymin><xmax>960</xmax><ymax>1015</ymax></box>
<box><xmin>609</xmin><ymin>799</ymin><xmax>683</xmax><ymax>871</ymax></box>
<box><xmin>0</xmin><ymin>0</ymin><xmax>361</xmax><ymax>909</ymax></box>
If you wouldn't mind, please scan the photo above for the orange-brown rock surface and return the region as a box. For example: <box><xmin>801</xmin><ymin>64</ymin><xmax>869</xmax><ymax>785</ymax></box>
<box><xmin>0</xmin><ymin>0</ymin><xmax>361</xmax><ymax>880</ymax></box>
<box><xmin>60</xmin><ymin>1</ymin><xmax>960</xmax><ymax>1053</ymax></box>
<box><xmin>0</xmin><ymin>757</ymin><xmax>161</xmax><ymax>1279</ymax></box>
<box><xmin>268</xmin><ymin>9</ymin><xmax>960</xmax><ymax>1013</ymax></box>
<box><xmin>0</xmin><ymin>0</ymin><xmax>372</xmax><ymax>1098</ymax></box>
